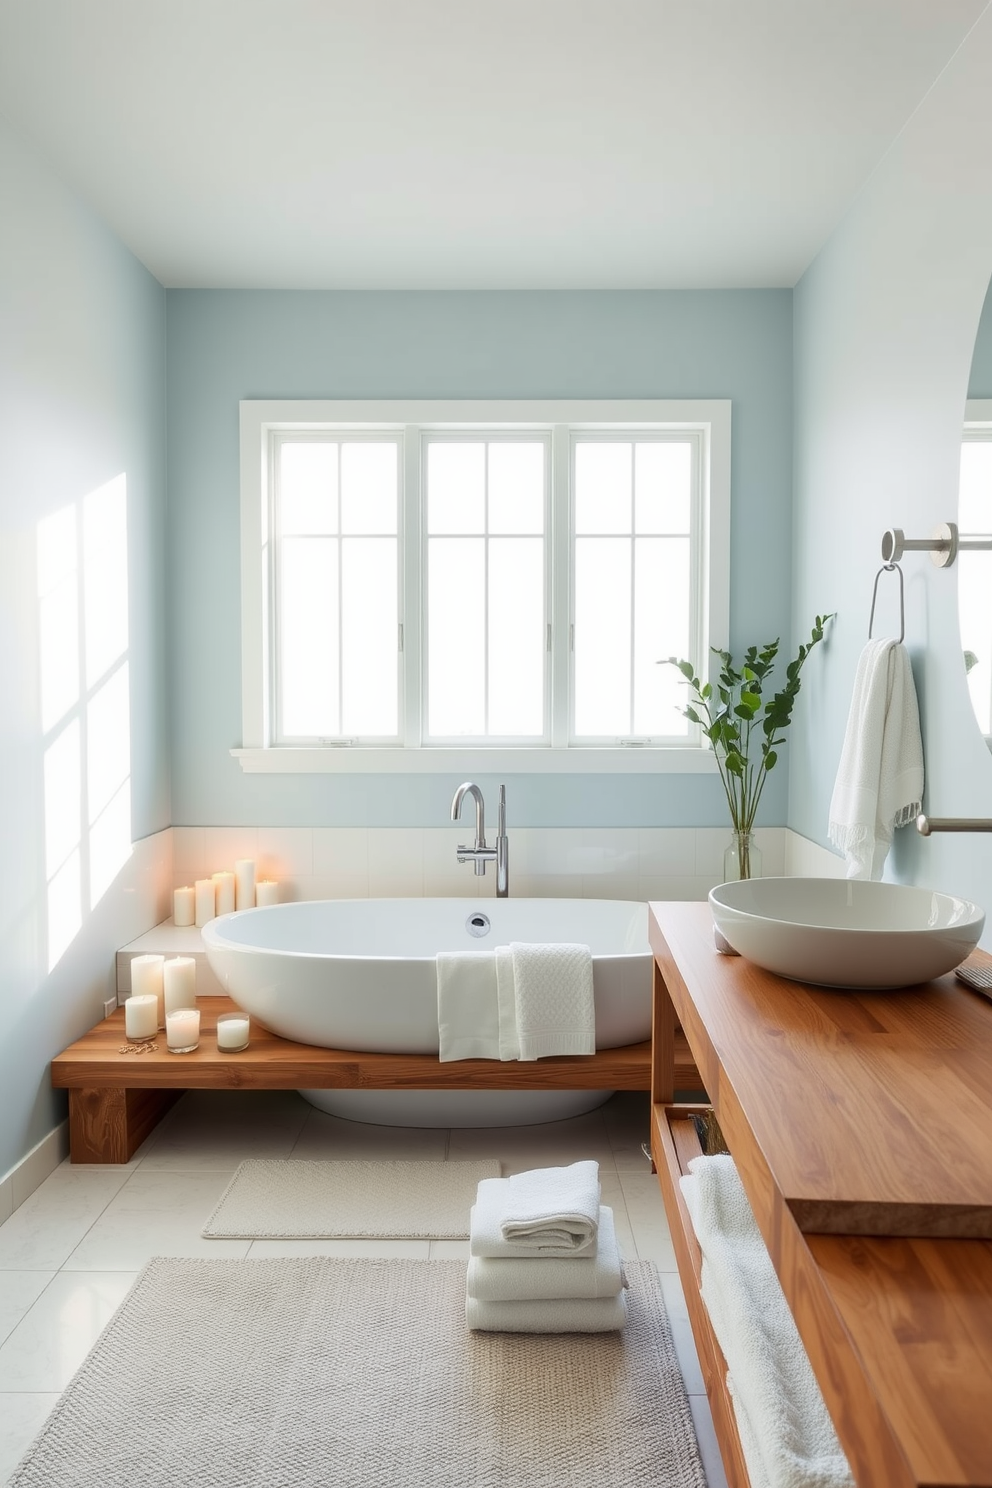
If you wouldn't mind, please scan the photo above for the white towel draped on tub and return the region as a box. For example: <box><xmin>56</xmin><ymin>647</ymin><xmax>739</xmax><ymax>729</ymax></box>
<box><xmin>467</xmin><ymin>1205</ymin><xmax>624</xmax><ymax>1302</ymax></box>
<box><xmin>510</xmin><ymin>941</ymin><xmax>596</xmax><ymax>1061</ymax></box>
<box><xmin>827</xmin><ymin>638</ymin><xmax>924</xmax><ymax>880</ymax></box>
<box><xmin>680</xmin><ymin>1155</ymin><xmax>854</xmax><ymax>1488</ymax></box>
<box><xmin>471</xmin><ymin>1160</ymin><xmax>601</xmax><ymax>1257</ymax></box>
<box><xmin>436</xmin><ymin>952</ymin><xmax>501</xmax><ymax>1062</ymax></box>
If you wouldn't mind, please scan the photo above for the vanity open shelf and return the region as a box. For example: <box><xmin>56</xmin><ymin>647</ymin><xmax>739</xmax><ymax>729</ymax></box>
<box><xmin>649</xmin><ymin>900</ymin><xmax>992</xmax><ymax>1488</ymax></box>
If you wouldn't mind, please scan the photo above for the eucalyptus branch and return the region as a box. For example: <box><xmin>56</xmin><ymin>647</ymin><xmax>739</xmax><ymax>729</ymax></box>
<box><xmin>663</xmin><ymin>614</ymin><xmax>833</xmax><ymax>841</ymax></box>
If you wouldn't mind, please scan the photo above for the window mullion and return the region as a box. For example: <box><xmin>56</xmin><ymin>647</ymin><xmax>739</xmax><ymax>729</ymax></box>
<box><xmin>551</xmin><ymin>426</ymin><xmax>570</xmax><ymax>748</ymax></box>
<box><xmin>403</xmin><ymin>426</ymin><xmax>423</xmax><ymax>747</ymax></box>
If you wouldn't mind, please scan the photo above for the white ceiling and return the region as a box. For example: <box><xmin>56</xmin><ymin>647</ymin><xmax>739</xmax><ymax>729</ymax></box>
<box><xmin>0</xmin><ymin>0</ymin><xmax>987</xmax><ymax>290</ymax></box>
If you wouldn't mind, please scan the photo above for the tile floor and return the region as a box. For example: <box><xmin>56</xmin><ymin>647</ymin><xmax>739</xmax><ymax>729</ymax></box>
<box><xmin>0</xmin><ymin>1090</ymin><xmax>729</xmax><ymax>1487</ymax></box>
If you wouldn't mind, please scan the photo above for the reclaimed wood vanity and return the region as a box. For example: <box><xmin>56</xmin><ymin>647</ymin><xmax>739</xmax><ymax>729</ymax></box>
<box><xmin>649</xmin><ymin>900</ymin><xmax>992</xmax><ymax>1488</ymax></box>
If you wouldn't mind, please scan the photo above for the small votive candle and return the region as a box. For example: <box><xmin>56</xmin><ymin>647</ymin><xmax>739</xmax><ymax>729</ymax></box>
<box><xmin>212</xmin><ymin>870</ymin><xmax>236</xmax><ymax>916</ymax></box>
<box><xmin>130</xmin><ymin>953</ymin><xmax>165</xmax><ymax>1028</ymax></box>
<box><xmin>164</xmin><ymin>956</ymin><xmax>197</xmax><ymax>1014</ymax></box>
<box><xmin>235</xmin><ymin>859</ymin><xmax>256</xmax><ymax>911</ymax></box>
<box><xmin>166</xmin><ymin>1007</ymin><xmax>200</xmax><ymax>1053</ymax></box>
<box><xmin>255</xmin><ymin>879</ymin><xmax>279</xmax><ymax>907</ymax></box>
<box><xmin>194</xmin><ymin>878</ymin><xmax>216</xmax><ymax>927</ymax></box>
<box><xmin>216</xmin><ymin>1013</ymin><xmax>250</xmax><ymax>1052</ymax></box>
<box><xmin>173</xmin><ymin>885</ymin><xmax>195</xmax><ymax>927</ymax></box>
<box><xmin>124</xmin><ymin>993</ymin><xmax>158</xmax><ymax>1040</ymax></box>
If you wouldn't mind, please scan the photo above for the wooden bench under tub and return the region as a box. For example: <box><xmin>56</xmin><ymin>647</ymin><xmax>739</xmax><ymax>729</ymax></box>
<box><xmin>52</xmin><ymin>995</ymin><xmax>702</xmax><ymax>1163</ymax></box>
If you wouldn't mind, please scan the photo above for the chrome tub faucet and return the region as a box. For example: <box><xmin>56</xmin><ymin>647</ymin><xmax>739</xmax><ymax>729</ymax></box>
<box><xmin>451</xmin><ymin>782</ymin><xmax>509</xmax><ymax>897</ymax></box>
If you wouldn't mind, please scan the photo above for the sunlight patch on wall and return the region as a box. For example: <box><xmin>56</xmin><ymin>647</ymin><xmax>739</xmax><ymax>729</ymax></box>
<box><xmin>37</xmin><ymin>476</ymin><xmax>132</xmax><ymax>970</ymax></box>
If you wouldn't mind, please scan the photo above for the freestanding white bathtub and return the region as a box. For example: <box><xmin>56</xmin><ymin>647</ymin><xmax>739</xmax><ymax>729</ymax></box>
<box><xmin>201</xmin><ymin>898</ymin><xmax>652</xmax><ymax>1128</ymax></box>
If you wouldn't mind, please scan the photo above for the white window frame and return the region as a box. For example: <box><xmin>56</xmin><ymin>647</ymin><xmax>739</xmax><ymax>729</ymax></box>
<box><xmin>235</xmin><ymin>399</ymin><xmax>730</xmax><ymax>774</ymax></box>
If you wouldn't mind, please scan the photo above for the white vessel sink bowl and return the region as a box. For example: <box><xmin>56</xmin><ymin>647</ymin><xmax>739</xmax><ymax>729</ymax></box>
<box><xmin>709</xmin><ymin>877</ymin><xmax>985</xmax><ymax>989</ymax></box>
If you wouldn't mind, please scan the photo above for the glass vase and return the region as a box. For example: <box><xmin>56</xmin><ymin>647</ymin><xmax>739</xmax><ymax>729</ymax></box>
<box><xmin>723</xmin><ymin>830</ymin><xmax>762</xmax><ymax>882</ymax></box>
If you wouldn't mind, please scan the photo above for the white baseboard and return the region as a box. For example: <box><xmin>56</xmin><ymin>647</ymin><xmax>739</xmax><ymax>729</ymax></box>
<box><xmin>0</xmin><ymin>1120</ymin><xmax>70</xmax><ymax>1223</ymax></box>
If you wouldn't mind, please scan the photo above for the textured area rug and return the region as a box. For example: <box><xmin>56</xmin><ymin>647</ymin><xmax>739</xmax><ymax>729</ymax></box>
<box><xmin>201</xmin><ymin>1159</ymin><xmax>503</xmax><ymax>1238</ymax></box>
<box><xmin>10</xmin><ymin>1258</ymin><xmax>707</xmax><ymax>1488</ymax></box>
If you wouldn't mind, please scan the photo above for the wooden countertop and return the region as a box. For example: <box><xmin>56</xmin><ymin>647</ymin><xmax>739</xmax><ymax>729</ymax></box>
<box><xmin>650</xmin><ymin>901</ymin><xmax>992</xmax><ymax>1238</ymax></box>
<box><xmin>649</xmin><ymin>901</ymin><xmax>992</xmax><ymax>1488</ymax></box>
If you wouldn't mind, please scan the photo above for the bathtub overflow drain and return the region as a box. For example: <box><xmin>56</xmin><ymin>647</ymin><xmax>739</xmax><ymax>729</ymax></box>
<box><xmin>466</xmin><ymin>912</ymin><xmax>491</xmax><ymax>939</ymax></box>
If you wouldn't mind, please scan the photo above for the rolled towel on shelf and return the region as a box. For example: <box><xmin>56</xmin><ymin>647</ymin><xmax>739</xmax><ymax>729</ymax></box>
<box><xmin>436</xmin><ymin>951</ymin><xmax>501</xmax><ymax>1062</ymax></box>
<box><xmin>680</xmin><ymin>1154</ymin><xmax>854</xmax><ymax>1488</ymax></box>
<box><xmin>466</xmin><ymin>1289</ymin><xmax>629</xmax><ymax>1334</ymax></box>
<box><xmin>467</xmin><ymin>1206</ymin><xmax>625</xmax><ymax>1302</ymax></box>
<box><xmin>470</xmin><ymin>1160</ymin><xmax>601</xmax><ymax>1258</ymax></box>
<box><xmin>510</xmin><ymin>941</ymin><xmax>596</xmax><ymax>1061</ymax></box>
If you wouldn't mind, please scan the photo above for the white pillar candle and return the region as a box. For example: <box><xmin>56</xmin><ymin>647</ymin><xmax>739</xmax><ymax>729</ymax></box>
<box><xmin>130</xmin><ymin>954</ymin><xmax>165</xmax><ymax>1028</ymax></box>
<box><xmin>166</xmin><ymin>1007</ymin><xmax>200</xmax><ymax>1053</ymax></box>
<box><xmin>195</xmin><ymin>878</ymin><xmax>216</xmax><ymax>927</ymax></box>
<box><xmin>164</xmin><ymin>956</ymin><xmax>197</xmax><ymax>1014</ymax></box>
<box><xmin>173</xmin><ymin>885</ymin><xmax>195</xmax><ymax>927</ymax></box>
<box><xmin>212</xmin><ymin>870</ymin><xmax>236</xmax><ymax>916</ymax></box>
<box><xmin>255</xmin><ymin>879</ymin><xmax>280</xmax><ymax>907</ymax></box>
<box><xmin>124</xmin><ymin>994</ymin><xmax>158</xmax><ymax>1040</ymax></box>
<box><xmin>216</xmin><ymin>1013</ymin><xmax>250</xmax><ymax>1052</ymax></box>
<box><xmin>234</xmin><ymin>859</ymin><xmax>256</xmax><ymax>911</ymax></box>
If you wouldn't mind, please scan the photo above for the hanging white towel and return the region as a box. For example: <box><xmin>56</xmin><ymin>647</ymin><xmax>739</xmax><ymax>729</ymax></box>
<box><xmin>827</xmin><ymin>638</ymin><xmax>924</xmax><ymax>880</ymax></box>
<box><xmin>510</xmin><ymin>941</ymin><xmax>596</xmax><ymax>1061</ymax></box>
<box><xmin>470</xmin><ymin>1160</ymin><xmax>601</xmax><ymax>1257</ymax></box>
<box><xmin>467</xmin><ymin>1206</ymin><xmax>625</xmax><ymax>1302</ymax></box>
<box><xmin>436</xmin><ymin>952</ymin><xmax>500</xmax><ymax>1062</ymax></box>
<box><xmin>466</xmin><ymin>1289</ymin><xmax>628</xmax><ymax>1333</ymax></box>
<box><xmin>681</xmin><ymin>1155</ymin><xmax>854</xmax><ymax>1488</ymax></box>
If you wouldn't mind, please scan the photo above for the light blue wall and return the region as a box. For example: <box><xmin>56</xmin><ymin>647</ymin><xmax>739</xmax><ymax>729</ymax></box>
<box><xmin>790</xmin><ymin>8</ymin><xmax>992</xmax><ymax>924</ymax></box>
<box><xmin>167</xmin><ymin>289</ymin><xmax>794</xmax><ymax>827</ymax></box>
<box><xmin>970</xmin><ymin>278</ymin><xmax>992</xmax><ymax>398</ymax></box>
<box><xmin>0</xmin><ymin>119</ymin><xmax>168</xmax><ymax>1175</ymax></box>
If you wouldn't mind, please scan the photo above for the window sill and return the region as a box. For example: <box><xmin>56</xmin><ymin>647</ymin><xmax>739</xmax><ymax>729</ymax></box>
<box><xmin>230</xmin><ymin>747</ymin><xmax>719</xmax><ymax>775</ymax></box>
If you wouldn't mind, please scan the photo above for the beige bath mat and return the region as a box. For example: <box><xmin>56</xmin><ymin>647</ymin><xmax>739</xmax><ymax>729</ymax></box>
<box><xmin>9</xmin><ymin>1258</ymin><xmax>706</xmax><ymax>1488</ymax></box>
<box><xmin>201</xmin><ymin>1158</ymin><xmax>502</xmax><ymax>1238</ymax></box>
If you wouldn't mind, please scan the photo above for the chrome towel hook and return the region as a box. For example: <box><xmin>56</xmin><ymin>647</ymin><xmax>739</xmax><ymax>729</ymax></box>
<box><xmin>868</xmin><ymin>561</ymin><xmax>905</xmax><ymax>643</ymax></box>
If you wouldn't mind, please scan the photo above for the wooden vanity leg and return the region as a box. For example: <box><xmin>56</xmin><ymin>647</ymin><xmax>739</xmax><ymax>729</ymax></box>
<box><xmin>67</xmin><ymin>1087</ymin><xmax>181</xmax><ymax>1163</ymax></box>
<box><xmin>650</xmin><ymin>960</ymin><xmax>676</xmax><ymax>1178</ymax></box>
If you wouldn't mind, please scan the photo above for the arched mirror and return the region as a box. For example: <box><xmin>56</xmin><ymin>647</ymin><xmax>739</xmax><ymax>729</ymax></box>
<box><xmin>959</xmin><ymin>280</ymin><xmax>992</xmax><ymax>743</ymax></box>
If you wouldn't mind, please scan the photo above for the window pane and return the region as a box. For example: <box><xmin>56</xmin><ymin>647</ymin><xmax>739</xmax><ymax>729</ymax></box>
<box><xmin>489</xmin><ymin>538</ymin><xmax>544</xmax><ymax>735</ymax></box>
<box><xmin>575</xmin><ymin>442</ymin><xmax>632</xmax><ymax>534</ymax></box>
<box><xmin>488</xmin><ymin>443</ymin><xmax>544</xmax><ymax>534</ymax></box>
<box><xmin>280</xmin><ymin>537</ymin><xmax>338</xmax><ymax>735</ymax></box>
<box><xmin>960</xmin><ymin>440</ymin><xmax>992</xmax><ymax>530</ymax></box>
<box><xmin>342</xmin><ymin>538</ymin><xmax>398</xmax><ymax>735</ymax></box>
<box><xmin>633</xmin><ymin>538</ymin><xmax>690</xmax><ymax>735</ymax></box>
<box><xmin>427</xmin><ymin>443</ymin><xmax>485</xmax><ymax>534</ymax></box>
<box><xmin>574</xmin><ymin>537</ymin><xmax>631</xmax><ymax>735</ymax></box>
<box><xmin>341</xmin><ymin>442</ymin><xmax>398</xmax><ymax>535</ymax></box>
<box><xmin>635</xmin><ymin>442</ymin><xmax>692</xmax><ymax>534</ymax></box>
<box><xmin>428</xmin><ymin>538</ymin><xmax>485</xmax><ymax>735</ymax></box>
<box><xmin>280</xmin><ymin>443</ymin><xmax>338</xmax><ymax>535</ymax></box>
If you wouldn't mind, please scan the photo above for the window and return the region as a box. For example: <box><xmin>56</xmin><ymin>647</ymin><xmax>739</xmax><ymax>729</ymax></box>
<box><xmin>237</xmin><ymin>400</ymin><xmax>729</xmax><ymax>773</ymax></box>
<box><xmin>959</xmin><ymin>400</ymin><xmax>992</xmax><ymax>738</ymax></box>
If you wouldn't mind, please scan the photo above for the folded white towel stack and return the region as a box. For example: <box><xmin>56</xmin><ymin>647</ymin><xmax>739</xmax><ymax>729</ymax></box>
<box><xmin>467</xmin><ymin>1204</ymin><xmax>625</xmax><ymax>1301</ymax></box>
<box><xmin>466</xmin><ymin>1163</ymin><xmax>627</xmax><ymax>1333</ymax></box>
<box><xmin>680</xmin><ymin>1154</ymin><xmax>854</xmax><ymax>1488</ymax></box>
<box><xmin>828</xmin><ymin>638</ymin><xmax>924</xmax><ymax>881</ymax></box>
<box><xmin>471</xmin><ymin>1159</ymin><xmax>602</xmax><ymax>1257</ymax></box>
<box><xmin>510</xmin><ymin>941</ymin><xmax>596</xmax><ymax>1061</ymax></box>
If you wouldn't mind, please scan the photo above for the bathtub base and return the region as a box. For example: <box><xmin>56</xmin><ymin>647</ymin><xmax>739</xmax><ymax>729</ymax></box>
<box><xmin>300</xmin><ymin>1088</ymin><xmax>614</xmax><ymax>1128</ymax></box>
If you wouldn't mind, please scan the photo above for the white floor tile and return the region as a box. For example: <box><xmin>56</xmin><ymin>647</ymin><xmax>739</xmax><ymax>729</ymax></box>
<box><xmin>688</xmin><ymin>1393</ymin><xmax>731</xmax><ymax>1488</ymax></box>
<box><xmin>0</xmin><ymin>1272</ymin><xmax>135</xmax><ymax>1392</ymax></box>
<box><xmin>246</xmin><ymin>1239</ymin><xmax>431</xmax><ymax>1259</ymax></box>
<box><xmin>429</xmin><ymin>1239</ymin><xmax>470</xmax><ymax>1259</ymax></box>
<box><xmin>136</xmin><ymin>1089</ymin><xmax>311</xmax><ymax>1169</ymax></box>
<box><xmin>618</xmin><ymin>1169</ymin><xmax>678</xmax><ymax>1269</ymax></box>
<box><xmin>0</xmin><ymin>1169</ymin><xmax>132</xmax><ymax>1271</ymax></box>
<box><xmin>63</xmin><ymin>1171</ymin><xmax>252</xmax><ymax>1270</ymax></box>
<box><xmin>660</xmin><ymin>1270</ymin><xmax>705</xmax><ymax>1394</ymax></box>
<box><xmin>0</xmin><ymin>1275</ymin><xmax>54</xmax><ymax>1349</ymax></box>
<box><xmin>447</xmin><ymin>1108</ymin><xmax>616</xmax><ymax>1173</ymax></box>
<box><xmin>290</xmin><ymin>1111</ymin><xmax>448</xmax><ymax>1160</ymax></box>
<box><xmin>0</xmin><ymin>1393</ymin><xmax>60</xmax><ymax>1486</ymax></box>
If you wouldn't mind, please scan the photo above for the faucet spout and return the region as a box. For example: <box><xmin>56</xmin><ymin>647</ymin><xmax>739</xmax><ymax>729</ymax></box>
<box><xmin>451</xmin><ymin>781</ymin><xmax>486</xmax><ymax>848</ymax></box>
<box><xmin>450</xmin><ymin>782</ymin><xmax>509</xmax><ymax>896</ymax></box>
